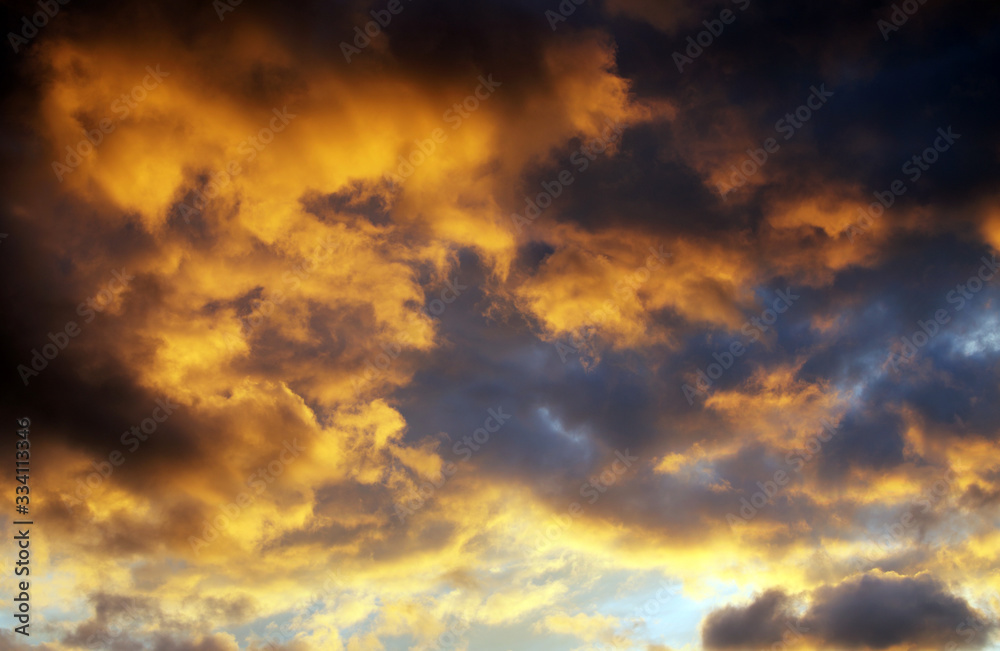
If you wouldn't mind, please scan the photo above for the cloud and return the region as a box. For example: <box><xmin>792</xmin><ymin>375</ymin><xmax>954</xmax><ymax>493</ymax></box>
<box><xmin>1</xmin><ymin>0</ymin><xmax>999</xmax><ymax>649</ymax></box>
<box><xmin>702</xmin><ymin>589</ymin><xmax>799</xmax><ymax>649</ymax></box>
<box><xmin>702</xmin><ymin>573</ymin><xmax>995</xmax><ymax>650</ymax></box>
<box><xmin>803</xmin><ymin>573</ymin><xmax>995</xmax><ymax>649</ymax></box>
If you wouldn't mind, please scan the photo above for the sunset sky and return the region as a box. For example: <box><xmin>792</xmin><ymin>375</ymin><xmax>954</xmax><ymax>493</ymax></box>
<box><xmin>1</xmin><ymin>0</ymin><xmax>999</xmax><ymax>649</ymax></box>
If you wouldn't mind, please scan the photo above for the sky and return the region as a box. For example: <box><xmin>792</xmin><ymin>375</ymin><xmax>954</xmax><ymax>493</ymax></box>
<box><xmin>0</xmin><ymin>0</ymin><xmax>999</xmax><ymax>649</ymax></box>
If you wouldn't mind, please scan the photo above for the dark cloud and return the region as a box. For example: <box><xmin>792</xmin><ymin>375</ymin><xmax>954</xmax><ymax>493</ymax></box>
<box><xmin>150</xmin><ymin>634</ymin><xmax>238</xmax><ymax>651</ymax></box>
<box><xmin>703</xmin><ymin>574</ymin><xmax>995</xmax><ymax>650</ymax></box>
<box><xmin>804</xmin><ymin>574</ymin><xmax>994</xmax><ymax>649</ymax></box>
<box><xmin>702</xmin><ymin>589</ymin><xmax>797</xmax><ymax>649</ymax></box>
